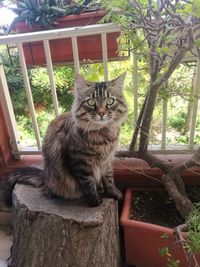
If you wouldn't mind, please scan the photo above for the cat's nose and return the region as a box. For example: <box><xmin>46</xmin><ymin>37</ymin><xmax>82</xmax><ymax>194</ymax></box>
<box><xmin>97</xmin><ymin>108</ymin><xmax>106</xmax><ymax>118</ymax></box>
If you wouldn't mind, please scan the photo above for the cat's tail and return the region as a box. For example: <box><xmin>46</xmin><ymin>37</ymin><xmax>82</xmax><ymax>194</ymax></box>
<box><xmin>3</xmin><ymin>166</ymin><xmax>44</xmax><ymax>207</ymax></box>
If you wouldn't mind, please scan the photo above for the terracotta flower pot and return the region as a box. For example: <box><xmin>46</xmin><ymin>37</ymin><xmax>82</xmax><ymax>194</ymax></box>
<box><xmin>14</xmin><ymin>11</ymin><xmax>122</xmax><ymax>66</ymax></box>
<box><xmin>120</xmin><ymin>187</ymin><xmax>200</xmax><ymax>267</ymax></box>
<box><xmin>113</xmin><ymin>158</ymin><xmax>200</xmax><ymax>191</ymax></box>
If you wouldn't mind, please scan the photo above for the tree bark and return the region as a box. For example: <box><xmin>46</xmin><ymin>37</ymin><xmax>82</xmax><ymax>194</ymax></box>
<box><xmin>184</xmin><ymin>69</ymin><xmax>196</xmax><ymax>134</ymax></box>
<box><xmin>10</xmin><ymin>184</ymin><xmax>120</xmax><ymax>267</ymax></box>
<box><xmin>129</xmin><ymin>93</ymin><xmax>148</xmax><ymax>152</ymax></box>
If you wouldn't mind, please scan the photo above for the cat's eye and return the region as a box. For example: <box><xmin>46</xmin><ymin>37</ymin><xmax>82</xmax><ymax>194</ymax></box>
<box><xmin>87</xmin><ymin>99</ymin><xmax>96</xmax><ymax>106</ymax></box>
<box><xmin>106</xmin><ymin>98</ymin><xmax>115</xmax><ymax>106</ymax></box>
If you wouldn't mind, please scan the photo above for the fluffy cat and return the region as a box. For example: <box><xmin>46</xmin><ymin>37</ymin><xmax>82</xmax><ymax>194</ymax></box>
<box><xmin>3</xmin><ymin>73</ymin><xmax>127</xmax><ymax>207</ymax></box>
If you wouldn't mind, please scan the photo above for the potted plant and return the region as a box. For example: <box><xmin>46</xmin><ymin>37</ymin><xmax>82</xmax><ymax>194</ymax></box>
<box><xmin>7</xmin><ymin>0</ymin><xmax>122</xmax><ymax>66</ymax></box>
<box><xmin>120</xmin><ymin>187</ymin><xmax>200</xmax><ymax>267</ymax></box>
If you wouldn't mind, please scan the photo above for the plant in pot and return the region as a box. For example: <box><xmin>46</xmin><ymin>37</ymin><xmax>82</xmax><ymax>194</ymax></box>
<box><xmin>8</xmin><ymin>0</ymin><xmax>103</xmax><ymax>31</ymax></box>
<box><xmin>121</xmin><ymin>187</ymin><xmax>200</xmax><ymax>267</ymax></box>
<box><xmin>102</xmin><ymin>0</ymin><xmax>200</xmax><ymax>266</ymax></box>
<box><xmin>6</xmin><ymin>0</ymin><xmax>122</xmax><ymax>66</ymax></box>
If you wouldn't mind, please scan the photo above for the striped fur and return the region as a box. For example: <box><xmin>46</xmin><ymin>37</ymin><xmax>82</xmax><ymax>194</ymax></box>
<box><xmin>3</xmin><ymin>167</ymin><xmax>44</xmax><ymax>206</ymax></box>
<box><xmin>3</xmin><ymin>73</ymin><xmax>127</xmax><ymax>207</ymax></box>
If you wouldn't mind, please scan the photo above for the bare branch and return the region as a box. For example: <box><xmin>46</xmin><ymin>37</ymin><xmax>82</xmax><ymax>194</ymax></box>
<box><xmin>162</xmin><ymin>173</ymin><xmax>194</xmax><ymax>218</ymax></box>
<box><xmin>129</xmin><ymin>93</ymin><xmax>148</xmax><ymax>151</ymax></box>
<box><xmin>115</xmin><ymin>150</ymin><xmax>138</xmax><ymax>158</ymax></box>
<box><xmin>160</xmin><ymin>0</ymin><xmax>184</xmax><ymax>24</ymax></box>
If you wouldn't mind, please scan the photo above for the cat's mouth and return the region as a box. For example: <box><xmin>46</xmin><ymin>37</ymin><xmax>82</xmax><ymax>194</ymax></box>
<box><xmin>95</xmin><ymin>120</ymin><xmax>109</xmax><ymax>125</ymax></box>
<box><xmin>89</xmin><ymin>113</ymin><xmax>113</xmax><ymax>126</ymax></box>
<box><xmin>93</xmin><ymin>116</ymin><xmax>111</xmax><ymax>125</ymax></box>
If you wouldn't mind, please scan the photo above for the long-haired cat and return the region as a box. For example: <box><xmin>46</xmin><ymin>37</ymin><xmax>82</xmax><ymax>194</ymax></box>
<box><xmin>3</xmin><ymin>73</ymin><xmax>127</xmax><ymax>207</ymax></box>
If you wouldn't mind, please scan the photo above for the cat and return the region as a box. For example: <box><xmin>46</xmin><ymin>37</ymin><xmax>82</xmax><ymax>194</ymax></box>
<box><xmin>3</xmin><ymin>73</ymin><xmax>128</xmax><ymax>207</ymax></box>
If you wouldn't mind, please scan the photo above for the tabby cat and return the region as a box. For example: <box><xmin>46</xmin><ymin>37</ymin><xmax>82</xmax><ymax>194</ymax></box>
<box><xmin>4</xmin><ymin>73</ymin><xmax>127</xmax><ymax>207</ymax></box>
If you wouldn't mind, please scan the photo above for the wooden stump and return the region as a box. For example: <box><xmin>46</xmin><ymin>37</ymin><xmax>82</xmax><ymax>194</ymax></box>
<box><xmin>10</xmin><ymin>184</ymin><xmax>120</xmax><ymax>267</ymax></box>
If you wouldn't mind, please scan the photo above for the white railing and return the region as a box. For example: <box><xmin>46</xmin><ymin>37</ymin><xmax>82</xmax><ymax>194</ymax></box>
<box><xmin>132</xmin><ymin>53</ymin><xmax>200</xmax><ymax>153</ymax></box>
<box><xmin>0</xmin><ymin>22</ymin><xmax>199</xmax><ymax>156</ymax></box>
<box><xmin>0</xmin><ymin>23</ymin><xmax>121</xmax><ymax>156</ymax></box>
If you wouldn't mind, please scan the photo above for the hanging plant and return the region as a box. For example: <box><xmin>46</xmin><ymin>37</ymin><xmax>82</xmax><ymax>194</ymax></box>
<box><xmin>7</xmin><ymin>0</ymin><xmax>101</xmax><ymax>32</ymax></box>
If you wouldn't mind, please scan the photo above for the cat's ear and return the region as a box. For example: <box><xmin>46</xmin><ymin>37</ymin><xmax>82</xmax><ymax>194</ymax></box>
<box><xmin>75</xmin><ymin>74</ymin><xmax>92</xmax><ymax>90</ymax></box>
<box><xmin>113</xmin><ymin>72</ymin><xmax>126</xmax><ymax>88</ymax></box>
<box><xmin>75</xmin><ymin>74</ymin><xmax>86</xmax><ymax>87</ymax></box>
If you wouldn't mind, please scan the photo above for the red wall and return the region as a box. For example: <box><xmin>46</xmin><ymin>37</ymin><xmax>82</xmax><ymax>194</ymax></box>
<box><xmin>0</xmin><ymin>98</ymin><xmax>13</xmax><ymax>166</ymax></box>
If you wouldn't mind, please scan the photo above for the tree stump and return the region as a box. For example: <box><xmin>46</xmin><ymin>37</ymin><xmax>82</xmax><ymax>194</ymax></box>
<box><xmin>10</xmin><ymin>184</ymin><xmax>120</xmax><ymax>267</ymax></box>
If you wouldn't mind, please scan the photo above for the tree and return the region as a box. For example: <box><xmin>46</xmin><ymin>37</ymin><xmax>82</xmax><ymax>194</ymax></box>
<box><xmin>103</xmin><ymin>0</ymin><xmax>200</xmax><ymax>222</ymax></box>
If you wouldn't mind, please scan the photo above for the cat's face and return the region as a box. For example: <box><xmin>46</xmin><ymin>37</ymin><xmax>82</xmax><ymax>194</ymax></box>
<box><xmin>72</xmin><ymin>73</ymin><xmax>128</xmax><ymax>129</ymax></box>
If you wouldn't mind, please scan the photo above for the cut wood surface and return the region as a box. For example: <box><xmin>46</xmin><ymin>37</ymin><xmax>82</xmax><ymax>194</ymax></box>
<box><xmin>10</xmin><ymin>184</ymin><xmax>120</xmax><ymax>267</ymax></box>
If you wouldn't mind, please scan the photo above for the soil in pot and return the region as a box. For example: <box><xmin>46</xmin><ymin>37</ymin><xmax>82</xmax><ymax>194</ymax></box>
<box><xmin>130</xmin><ymin>186</ymin><xmax>200</xmax><ymax>227</ymax></box>
<box><xmin>121</xmin><ymin>186</ymin><xmax>200</xmax><ymax>267</ymax></box>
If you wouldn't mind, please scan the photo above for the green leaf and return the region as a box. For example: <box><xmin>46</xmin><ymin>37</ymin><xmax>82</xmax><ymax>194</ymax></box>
<box><xmin>195</xmin><ymin>38</ymin><xmax>200</xmax><ymax>47</ymax></box>
<box><xmin>49</xmin><ymin>6</ymin><xmax>66</xmax><ymax>14</ymax></box>
<box><xmin>183</xmin><ymin>3</ymin><xmax>192</xmax><ymax>15</ymax></box>
<box><xmin>161</xmin><ymin>47</ymin><xmax>169</xmax><ymax>54</ymax></box>
<box><xmin>193</xmin><ymin>0</ymin><xmax>200</xmax><ymax>18</ymax></box>
<box><xmin>159</xmin><ymin>247</ymin><xmax>170</xmax><ymax>257</ymax></box>
<box><xmin>161</xmin><ymin>233</ymin><xmax>169</xmax><ymax>240</ymax></box>
<box><xmin>167</xmin><ymin>259</ymin><xmax>180</xmax><ymax>267</ymax></box>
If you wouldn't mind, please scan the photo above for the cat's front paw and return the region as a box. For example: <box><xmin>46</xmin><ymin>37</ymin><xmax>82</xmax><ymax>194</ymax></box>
<box><xmin>86</xmin><ymin>195</ymin><xmax>102</xmax><ymax>207</ymax></box>
<box><xmin>97</xmin><ymin>184</ymin><xmax>105</xmax><ymax>197</ymax></box>
<box><xmin>106</xmin><ymin>187</ymin><xmax>123</xmax><ymax>201</ymax></box>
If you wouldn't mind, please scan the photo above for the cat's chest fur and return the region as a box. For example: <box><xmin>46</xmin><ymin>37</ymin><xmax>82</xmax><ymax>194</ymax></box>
<box><xmin>77</xmin><ymin>126</ymin><xmax>119</xmax><ymax>160</ymax></box>
<box><xmin>79</xmin><ymin>129</ymin><xmax>118</xmax><ymax>182</ymax></box>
